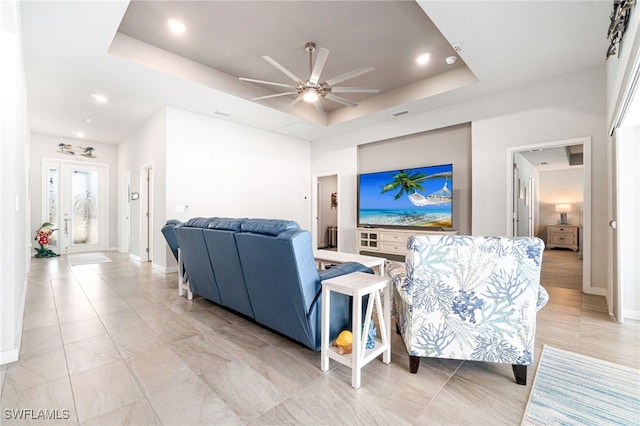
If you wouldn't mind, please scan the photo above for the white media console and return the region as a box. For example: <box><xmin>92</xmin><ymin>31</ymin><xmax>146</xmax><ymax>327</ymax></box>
<box><xmin>357</xmin><ymin>227</ymin><xmax>458</xmax><ymax>257</ymax></box>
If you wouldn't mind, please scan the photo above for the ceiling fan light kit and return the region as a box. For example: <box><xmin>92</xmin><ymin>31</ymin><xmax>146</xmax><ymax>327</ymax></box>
<box><xmin>239</xmin><ymin>41</ymin><xmax>379</xmax><ymax>113</ymax></box>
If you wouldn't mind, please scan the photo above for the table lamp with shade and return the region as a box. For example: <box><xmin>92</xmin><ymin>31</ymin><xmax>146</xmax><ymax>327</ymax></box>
<box><xmin>555</xmin><ymin>203</ymin><xmax>571</xmax><ymax>225</ymax></box>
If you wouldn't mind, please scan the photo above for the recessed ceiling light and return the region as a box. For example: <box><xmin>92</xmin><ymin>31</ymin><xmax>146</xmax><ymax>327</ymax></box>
<box><xmin>91</xmin><ymin>94</ymin><xmax>107</xmax><ymax>103</ymax></box>
<box><xmin>83</xmin><ymin>118</ymin><xmax>93</xmax><ymax>124</ymax></box>
<box><xmin>416</xmin><ymin>53</ymin><xmax>431</xmax><ymax>65</ymax></box>
<box><xmin>168</xmin><ymin>19</ymin><xmax>186</xmax><ymax>34</ymax></box>
<box><xmin>73</xmin><ymin>131</ymin><xmax>85</xmax><ymax>138</ymax></box>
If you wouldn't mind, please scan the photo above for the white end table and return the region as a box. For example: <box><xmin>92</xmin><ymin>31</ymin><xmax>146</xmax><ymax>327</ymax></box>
<box><xmin>321</xmin><ymin>271</ymin><xmax>391</xmax><ymax>389</ymax></box>
<box><xmin>313</xmin><ymin>249</ymin><xmax>386</xmax><ymax>276</ymax></box>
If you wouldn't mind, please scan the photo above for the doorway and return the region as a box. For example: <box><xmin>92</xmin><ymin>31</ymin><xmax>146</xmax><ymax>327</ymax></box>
<box><xmin>312</xmin><ymin>173</ymin><xmax>339</xmax><ymax>250</ymax></box>
<box><xmin>507</xmin><ymin>137</ymin><xmax>591</xmax><ymax>293</ymax></box>
<box><xmin>140</xmin><ymin>164</ymin><xmax>154</xmax><ymax>262</ymax></box>
<box><xmin>42</xmin><ymin>159</ymin><xmax>108</xmax><ymax>254</ymax></box>
<box><xmin>122</xmin><ymin>172</ymin><xmax>131</xmax><ymax>254</ymax></box>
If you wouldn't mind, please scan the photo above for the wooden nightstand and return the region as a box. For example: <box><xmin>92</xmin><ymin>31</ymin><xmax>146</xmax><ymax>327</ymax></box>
<box><xmin>547</xmin><ymin>225</ymin><xmax>579</xmax><ymax>251</ymax></box>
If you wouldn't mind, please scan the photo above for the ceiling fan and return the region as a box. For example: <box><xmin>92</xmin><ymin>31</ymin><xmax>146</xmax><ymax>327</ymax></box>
<box><xmin>239</xmin><ymin>42</ymin><xmax>379</xmax><ymax>114</ymax></box>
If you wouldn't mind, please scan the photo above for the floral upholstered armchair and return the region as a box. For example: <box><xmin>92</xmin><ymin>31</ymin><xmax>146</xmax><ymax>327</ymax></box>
<box><xmin>387</xmin><ymin>235</ymin><xmax>549</xmax><ymax>385</ymax></box>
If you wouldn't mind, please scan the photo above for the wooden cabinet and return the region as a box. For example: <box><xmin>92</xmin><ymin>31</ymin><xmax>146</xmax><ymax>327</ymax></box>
<box><xmin>357</xmin><ymin>227</ymin><xmax>458</xmax><ymax>257</ymax></box>
<box><xmin>547</xmin><ymin>225</ymin><xmax>579</xmax><ymax>251</ymax></box>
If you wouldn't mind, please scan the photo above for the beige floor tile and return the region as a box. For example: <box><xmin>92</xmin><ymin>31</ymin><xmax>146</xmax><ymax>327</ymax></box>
<box><xmin>97</xmin><ymin>308</ymin><xmax>144</xmax><ymax>333</ymax></box>
<box><xmin>240</xmin><ymin>345</ymin><xmax>323</xmax><ymax>394</ymax></box>
<box><xmin>126</xmin><ymin>346</ymin><xmax>197</xmax><ymax>396</ymax></box>
<box><xmin>60</xmin><ymin>316</ymin><xmax>107</xmax><ymax>344</ymax></box>
<box><xmin>2</xmin><ymin>347</ymin><xmax>68</xmax><ymax>398</ymax></box>
<box><xmin>169</xmin><ymin>333</ymin><xmax>236</xmax><ymax>374</ymax></box>
<box><xmin>70</xmin><ymin>360</ymin><xmax>143</xmax><ymax>423</ymax></box>
<box><xmin>64</xmin><ymin>334</ymin><xmax>122</xmax><ymax>375</ymax></box>
<box><xmin>0</xmin><ymin>377</ymin><xmax>77</xmax><ymax>425</ymax></box>
<box><xmin>252</xmin><ymin>374</ymin><xmax>409</xmax><ymax>426</ymax></box>
<box><xmin>110</xmin><ymin>324</ymin><xmax>165</xmax><ymax>358</ymax></box>
<box><xmin>22</xmin><ymin>308</ymin><xmax>59</xmax><ymax>331</ymax></box>
<box><xmin>19</xmin><ymin>324</ymin><xmax>63</xmax><ymax>356</ymax></box>
<box><xmin>3</xmin><ymin>249</ymin><xmax>639</xmax><ymax>426</ymax></box>
<box><xmin>148</xmin><ymin>376</ymin><xmax>243</xmax><ymax>425</ymax></box>
<box><xmin>81</xmin><ymin>398</ymin><xmax>162</xmax><ymax>426</ymax></box>
<box><xmin>200</xmin><ymin>358</ymin><xmax>289</xmax><ymax>421</ymax></box>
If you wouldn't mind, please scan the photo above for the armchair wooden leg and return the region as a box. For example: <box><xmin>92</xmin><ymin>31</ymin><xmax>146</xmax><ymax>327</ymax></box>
<box><xmin>512</xmin><ymin>365</ymin><xmax>527</xmax><ymax>385</ymax></box>
<box><xmin>410</xmin><ymin>356</ymin><xmax>420</xmax><ymax>374</ymax></box>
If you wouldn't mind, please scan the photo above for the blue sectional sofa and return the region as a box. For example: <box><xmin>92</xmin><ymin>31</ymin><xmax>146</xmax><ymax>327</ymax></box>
<box><xmin>162</xmin><ymin>217</ymin><xmax>373</xmax><ymax>351</ymax></box>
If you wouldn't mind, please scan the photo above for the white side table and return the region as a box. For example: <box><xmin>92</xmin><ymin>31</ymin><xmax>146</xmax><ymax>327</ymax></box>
<box><xmin>321</xmin><ymin>272</ymin><xmax>391</xmax><ymax>389</ymax></box>
<box><xmin>177</xmin><ymin>248</ymin><xmax>192</xmax><ymax>300</ymax></box>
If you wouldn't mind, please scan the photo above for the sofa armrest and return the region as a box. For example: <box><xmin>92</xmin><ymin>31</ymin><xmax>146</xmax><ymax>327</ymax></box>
<box><xmin>318</xmin><ymin>261</ymin><xmax>374</xmax><ymax>281</ymax></box>
<box><xmin>537</xmin><ymin>285</ymin><xmax>549</xmax><ymax>311</ymax></box>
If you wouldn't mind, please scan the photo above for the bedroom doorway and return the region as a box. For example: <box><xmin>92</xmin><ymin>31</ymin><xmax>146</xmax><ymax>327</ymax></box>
<box><xmin>507</xmin><ymin>137</ymin><xmax>591</xmax><ymax>294</ymax></box>
<box><xmin>313</xmin><ymin>173</ymin><xmax>339</xmax><ymax>251</ymax></box>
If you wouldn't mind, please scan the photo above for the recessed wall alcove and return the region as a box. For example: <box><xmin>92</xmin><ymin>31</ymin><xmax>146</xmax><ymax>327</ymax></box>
<box><xmin>357</xmin><ymin>122</ymin><xmax>472</xmax><ymax>235</ymax></box>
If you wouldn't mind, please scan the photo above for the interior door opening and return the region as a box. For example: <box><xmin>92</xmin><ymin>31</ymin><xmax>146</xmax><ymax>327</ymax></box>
<box><xmin>313</xmin><ymin>173</ymin><xmax>339</xmax><ymax>251</ymax></box>
<box><xmin>508</xmin><ymin>137</ymin><xmax>591</xmax><ymax>294</ymax></box>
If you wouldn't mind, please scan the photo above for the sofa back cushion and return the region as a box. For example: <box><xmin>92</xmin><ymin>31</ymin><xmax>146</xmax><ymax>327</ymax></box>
<box><xmin>175</xmin><ymin>218</ymin><xmax>221</xmax><ymax>303</ymax></box>
<box><xmin>203</xmin><ymin>224</ymin><xmax>254</xmax><ymax>318</ymax></box>
<box><xmin>235</xmin><ymin>227</ymin><xmax>318</xmax><ymax>349</ymax></box>
<box><xmin>240</xmin><ymin>218</ymin><xmax>299</xmax><ymax>236</ymax></box>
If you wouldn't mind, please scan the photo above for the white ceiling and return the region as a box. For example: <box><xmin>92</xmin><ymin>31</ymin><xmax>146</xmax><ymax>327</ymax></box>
<box><xmin>20</xmin><ymin>1</ymin><xmax>612</xmax><ymax>145</ymax></box>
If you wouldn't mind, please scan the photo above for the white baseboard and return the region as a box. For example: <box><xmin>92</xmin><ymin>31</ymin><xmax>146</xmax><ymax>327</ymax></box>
<box><xmin>623</xmin><ymin>309</ymin><xmax>640</xmax><ymax>321</ymax></box>
<box><xmin>164</xmin><ymin>266</ymin><xmax>178</xmax><ymax>274</ymax></box>
<box><xmin>152</xmin><ymin>263</ymin><xmax>175</xmax><ymax>274</ymax></box>
<box><xmin>584</xmin><ymin>286</ymin><xmax>606</xmax><ymax>296</ymax></box>
<box><xmin>129</xmin><ymin>253</ymin><xmax>141</xmax><ymax>263</ymax></box>
<box><xmin>0</xmin><ymin>348</ymin><xmax>19</xmax><ymax>365</ymax></box>
<box><xmin>1</xmin><ymin>275</ymin><xmax>28</xmax><ymax>365</ymax></box>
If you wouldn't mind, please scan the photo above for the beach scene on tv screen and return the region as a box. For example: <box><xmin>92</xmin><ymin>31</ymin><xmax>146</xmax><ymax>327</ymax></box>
<box><xmin>359</xmin><ymin>164</ymin><xmax>453</xmax><ymax>228</ymax></box>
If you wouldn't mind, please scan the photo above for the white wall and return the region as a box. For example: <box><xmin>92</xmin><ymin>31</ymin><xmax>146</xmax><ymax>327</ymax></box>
<box><xmin>616</xmin><ymin>126</ymin><xmax>640</xmax><ymax>320</ymax></box>
<box><xmin>165</xmin><ymin>107</ymin><xmax>311</xmax><ymax>227</ymax></box>
<box><xmin>29</xmin><ymin>134</ymin><xmax>119</xmax><ymax>250</ymax></box>
<box><xmin>117</xmin><ymin>108</ymin><xmax>167</xmax><ymax>269</ymax></box>
<box><xmin>312</xmin><ymin>66</ymin><xmax>608</xmax><ymax>289</ymax></box>
<box><xmin>0</xmin><ymin>0</ymin><xmax>30</xmax><ymax>364</ymax></box>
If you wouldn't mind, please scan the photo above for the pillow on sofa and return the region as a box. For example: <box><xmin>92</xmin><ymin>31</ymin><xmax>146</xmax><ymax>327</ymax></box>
<box><xmin>240</xmin><ymin>218</ymin><xmax>300</xmax><ymax>236</ymax></box>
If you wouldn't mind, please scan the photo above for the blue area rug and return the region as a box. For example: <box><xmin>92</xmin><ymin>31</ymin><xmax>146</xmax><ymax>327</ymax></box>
<box><xmin>522</xmin><ymin>345</ymin><xmax>640</xmax><ymax>425</ymax></box>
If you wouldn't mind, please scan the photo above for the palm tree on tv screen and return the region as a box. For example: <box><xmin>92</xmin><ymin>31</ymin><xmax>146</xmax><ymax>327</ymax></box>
<box><xmin>381</xmin><ymin>170</ymin><xmax>427</xmax><ymax>200</ymax></box>
<box><xmin>381</xmin><ymin>169</ymin><xmax>453</xmax><ymax>203</ymax></box>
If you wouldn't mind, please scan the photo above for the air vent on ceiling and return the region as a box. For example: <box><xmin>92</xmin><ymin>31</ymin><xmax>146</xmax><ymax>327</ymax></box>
<box><xmin>392</xmin><ymin>110</ymin><xmax>409</xmax><ymax>117</ymax></box>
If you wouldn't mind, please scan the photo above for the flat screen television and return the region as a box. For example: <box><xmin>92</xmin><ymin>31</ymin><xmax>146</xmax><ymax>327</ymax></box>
<box><xmin>358</xmin><ymin>164</ymin><xmax>453</xmax><ymax>229</ymax></box>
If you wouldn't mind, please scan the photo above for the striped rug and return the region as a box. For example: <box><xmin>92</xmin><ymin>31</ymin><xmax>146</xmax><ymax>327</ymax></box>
<box><xmin>522</xmin><ymin>345</ymin><xmax>640</xmax><ymax>425</ymax></box>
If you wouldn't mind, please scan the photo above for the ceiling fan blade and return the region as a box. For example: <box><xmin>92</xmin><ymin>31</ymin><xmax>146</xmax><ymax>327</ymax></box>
<box><xmin>239</xmin><ymin>77</ymin><xmax>296</xmax><ymax>89</ymax></box>
<box><xmin>325</xmin><ymin>93</ymin><xmax>358</xmax><ymax>108</ymax></box>
<box><xmin>330</xmin><ymin>87</ymin><xmax>380</xmax><ymax>93</ymax></box>
<box><xmin>252</xmin><ymin>91</ymin><xmax>298</xmax><ymax>101</ymax></box>
<box><xmin>314</xmin><ymin>99</ymin><xmax>325</xmax><ymax>115</ymax></box>
<box><xmin>324</xmin><ymin>65</ymin><xmax>375</xmax><ymax>87</ymax></box>
<box><xmin>283</xmin><ymin>96</ymin><xmax>303</xmax><ymax>112</ymax></box>
<box><xmin>263</xmin><ymin>55</ymin><xmax>303</xmax><ymax>83</ymax></box>
<box><xmin>309</xmin><ymin>47</ymin><xmax>330</xmax><ymax>85</ymax></box>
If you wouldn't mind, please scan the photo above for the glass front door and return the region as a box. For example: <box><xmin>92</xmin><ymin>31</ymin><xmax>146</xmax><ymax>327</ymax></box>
<box><xmin>43</xmin><ymin>159</ymin><xmax>108</xmax><ymax>254</ymax></box>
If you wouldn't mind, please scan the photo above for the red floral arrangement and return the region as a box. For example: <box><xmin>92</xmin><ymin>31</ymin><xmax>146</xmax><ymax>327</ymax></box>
<box><xmin>34</xmin><ymin>222</ymin><xmax>59</xmax><ymax>258</ymax></box>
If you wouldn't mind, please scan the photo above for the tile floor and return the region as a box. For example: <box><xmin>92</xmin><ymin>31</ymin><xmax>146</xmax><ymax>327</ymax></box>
<box><xmin>1</xmin><ymin>249</ymin><xmax>638</xmax><ymax>425</ymax></box>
